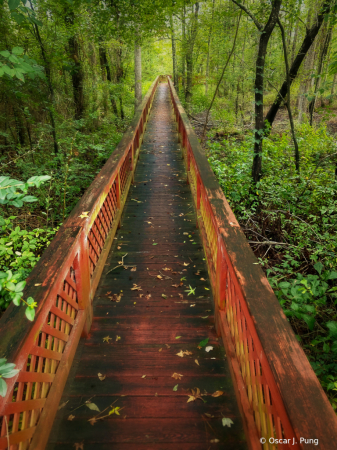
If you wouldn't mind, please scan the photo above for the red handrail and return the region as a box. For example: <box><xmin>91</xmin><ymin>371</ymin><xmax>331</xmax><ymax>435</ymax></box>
<box><xmin>0</xmin><ymin>76</ymin><xmax>159</xmax><ymax>450</ymax></box>
<box><xmin>167</xmin><ymin>77</ymin><xmax>337</xmax><ymax>450</ymax></box>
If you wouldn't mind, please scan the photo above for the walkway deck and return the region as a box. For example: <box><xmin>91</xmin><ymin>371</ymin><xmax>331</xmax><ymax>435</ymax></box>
<box><xmin>47</xmin><ymin>83</ymin><xmax>248</xmax><ymax>449</ymax></box>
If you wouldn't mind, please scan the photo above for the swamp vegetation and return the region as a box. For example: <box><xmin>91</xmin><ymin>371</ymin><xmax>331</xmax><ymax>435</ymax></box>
<box><xmin>1</xmin><ymin>0</ymin><xmax>337</xmax><ymax>408</ymax></box>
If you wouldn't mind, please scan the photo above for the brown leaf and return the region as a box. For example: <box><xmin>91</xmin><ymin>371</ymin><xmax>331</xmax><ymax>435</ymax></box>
<box><xmin>109</xmin><ymin>293</ymin><xmax>122</xmax><ymax>302</ymax></box>
<box><xmin>88</xmin><ymin>417</ymin><xmax>98</xmax><ymax>426</ymax></box>
<box><xmin>171</xmin><ymin>373</ymin><xmax>183</xmax><ymax>380</ymax></box>
<box><xmin>159</xmin><ymin>348</ymin><xmax>162</xmax><ymax>352</ymax></box>
<box><xmin>183</xmin><ymin>262</ymin><xmax>189</xmax><ymax>266</ymax></box>
<box><xmin>195</xmin><ymin>359</ymin><xmax>199</xmax><ymax>366</ymax></box>
<box><xmin>210</xmin><ymin>439</ymin><xmax>220</xmax><ymax>444</ymax></box>
<box><xmin>172</xmin><ymin>284</ymin><xmax>180</xmax><ymax>288</ymax></box>
<box><xmin>58</xmin><ymin>400</ymin><xmax>69</xmax><ymax>410</ymax></box>
<box><xmin>165</xmin><ymin>344</ymin><xmax>171</xmax><ymax>349</ymax></box>
<box><xmin>162</xmin><ymin>267</ymin><xmax>171</xmax><ymax>271</ymax></box>
<box><xmin>139</xmin><ymin>294</ymin><xmax>144</xmax><ymax>298</ymax></box>
<box><xmin>98</xmin><ymin>373</ymin><xmax>106</xmax><ymax>381</ymax></box>
<box><xmin>157</xmin><ymin>275</ymin><xmax>163</xmax><ymax>280</ymax></box>
<box><xmin>212</xmin><ymin>390</ymin><xmax>224</xmax><ymax>398</ymax></box>
<box><xmin>146</xmin><ymin>294</ymin><xmax>152</xmax><ymax>299</ymax></box>
<box><xmin>103</xmin><ymin>335</ymin><xmax>112</xmax><ymax>343</ymax></box>
<box><xmin>178</xmin><ymin>293</ymin><xmax>184</xmax><ymax>299</ymax></box>
<box><xmin>200</xmin><ymin>278</ymin><xmax>206</xmax><ymax>281</ymax></box>
<box><xmin>131</xmin><ymin>284</ymin><xmax>142</xmax><ymax>291</ymax></box>
<box><xmin>205</xmin><ymin>413</ymin><xmax>214</xmax><ymax>418</ymax></box>
<box><xmin>68</xmin><ymin>415</ymin><xmax>75</xmax><ymax>421</ymax></box>
<box><xmin>34</xmin><ymin>283</ymin><xmax>42</xmax><ymax>286</ymax></box>
<box><xmin>117</xmin><ymin>246</ymin><xmax>121</xmax><ymax>250</ymax></box>
<box><xmin>130</xmin><ymin>266</ymin><xmax>137</xmax><ymax>271</ymax></box>
<box><xmin>176</xmin><ymin>350</ymin><xmax>192</xmax><ymax>357</ymax></box>
<box><xmin>74</xmin><ymin>443</ymin><xmax>84</xmax><ymax>450</ymax></box>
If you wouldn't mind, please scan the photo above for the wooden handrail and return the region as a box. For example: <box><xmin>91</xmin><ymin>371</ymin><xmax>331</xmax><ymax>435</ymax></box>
<box><xmin>167</xmin><ymin>77</ymin><xmax>337</xmax><ymax>450</ymax></box>
<box><xmin>0</xmin><ymin>76</ymin><xmax>159</xmax><ymax>449</ymax></box>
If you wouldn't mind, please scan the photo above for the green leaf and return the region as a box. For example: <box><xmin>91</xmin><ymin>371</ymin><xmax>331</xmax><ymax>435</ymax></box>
<box><xmin>6</xmin><ymin>282</ymin><xmax>16</xmax><ymax>291</ymax></box>
<box><xmin>314</xmin><ymin>262</ymin><xmax>323</xmax><ymax>275</ymax></box>
<box><xmin>11</xmin><ymin>46</ymin><xmax>24</xmax><ymax>55</ymax></box>
<box><xmin>327</xmin><ymin>321</ymin><xmax>337</xmax><ymax>336</ymax></box>
<box><xmin>15</xmin><ymin>280</ymin><xmax>26</xmax><ymax>292</ymax></box>
<box><xmin>25</xmin><ymin>307</ymin><xmax>35</xmax><ymax>321</ymax></box>
<box><xmin>0</xmin><ymin>378</ymin><xmax>7</xmax><ymax>397</ymax></box>
<box><xmin>12</xmin><ymin>293</ymin><xmax>21</xmax><ymax>306</ymax></box>
<box><xmin>2</xmin><ymin>369</ymin><xmax>19</xmax><ymax>379</ymax></box>
<box><xmin>173</xmin><ymin>384</ymin><xmax>178</xmax><ymax>391</ymax></box>
<box><xmin>222</xmin><ymin>417</ymin><xmax>234</xmax><ymax>427</ymax></box>
<box><xmin>8</xmin><ymin>0</ymin><xmax>21</xmax><ymax>10</ymax></box>
<box><xmin>198</xmin><ymin>338</ymin><xmax>209</xmax><ymax>347</ymax></box>
<box><xmin>328</xmin><ymin>271</ymin><xmax>337</xmax><ymax>280</ymax></box>
<box><xmin>302</xmin><ymin>314</ymin><xmax>315</xmax><ymax>331</ymax></box>
<box><xmin>0</xmin><ymin>50</ymin><xmax>10</xmax><ymax>58</ymax></box>
<box><xmin>86</xmin><ymin>402</ymin><xmax>100</xmax><ymax>412</ymax></box>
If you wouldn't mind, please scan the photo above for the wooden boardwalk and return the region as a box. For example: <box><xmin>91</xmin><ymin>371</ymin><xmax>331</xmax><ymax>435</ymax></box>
<box><xmin>47</xmin><ymin>83</ymin><xmax>248</xmax><ymax>449</ymax></box>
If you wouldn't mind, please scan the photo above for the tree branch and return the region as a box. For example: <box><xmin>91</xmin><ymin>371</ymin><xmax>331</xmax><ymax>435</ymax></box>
<box><xmin>231</xmin><ymin>0</ymin><xmax>263</xmax><ymax>30</ymax></box>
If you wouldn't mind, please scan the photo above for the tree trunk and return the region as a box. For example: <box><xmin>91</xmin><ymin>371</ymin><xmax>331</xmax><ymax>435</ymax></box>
<box><xmin>264</xmin><ymin>0</ymin><xmax>332</xmax><ymax>130</ymax></box>
<box><xmin>99</xmin><ymin>41</ymin><xmax>118</xmax><ymax>115</ymax></box>
<box><xmin>65</xmin><ymin>10</ymin><xmax>85</xmax><ymax>121</ymax></box>
<box><xmin>181</xmin><ymin>3</ymin><xmax>186</xmax><ymax>94</ymax></box>
<box><xmin>251</xmin><ymin>1</ymin><xmax>282</xmax><ymax>183</ymax></box>
<box><xmin>205</xmin><ymin>0</ymin><xmax>215</xmax><ymax>96</ymax></box>
<box><xmin>309</xmin><ymin>24</ymin><xmax>332</xmax><ymax>125</ymax></box>
<box><xmin>116</xmin><ymin>43</ymin><xmax>125</xmax><ymax>119</ymax></box>
<box><xmin>185</xmin><ymin>2</ymin><xmax>199</xmax><ymax>104</ymax></box>
<box><xmin>28</xmin><ymin>0</ymin><xmax>58</xmax><ymax>153</ymax></box>
<box><xmin>170</xmin><ymin>14</ymin><xmax>178</xmax><ymax>92</ymax></box>
<box><xmin>134</xmin><ymin>29</ymin><xmax>142</xmax><ymax>109</ymax></box>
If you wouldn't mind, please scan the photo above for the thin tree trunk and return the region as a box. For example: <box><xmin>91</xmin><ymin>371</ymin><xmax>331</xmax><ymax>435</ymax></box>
<box><xmin>134</xmin><ymin>29</ymin><xmax>142</xmax><ymax>109</ymax></box>
<box><xmin>185</xmin><ymin>2</ymin><xmax>199</xmax><ymax>104</ymax></box>
<box><xmin>116</xmin><ymin>43</ymin><xmax>125</xmax><ymax>119</ymax></box>
<box><xmin>181</xmin><ymin>3</ymin><xmax>186</xmax><ymax>95</ymax></box>
<box><xmin>99</xmin><ymin>40</ymin><xmax>118</xmax><ymax>115</ymax></box>
<box><xmin>170</xmin><ymin>14</ymin><xmax>178</xmax><ymax>92</ymax></box>
<box><xmin>64</xmin><ymin>10</ymin><xmax>85</xmax><ymax>121</ymax></box>
<box><xmin>330</xmin><ymin>73</ymin><xmax>337</xmax><ymax>104</ymax></box>
<box><xmin>28</xmin><ymin>0</ymin><xmax>58</xmax><ymax>153</ymax></box>
<box><xmin>309</xmin><ymin>24</ymin><xmax>332</xmax><ymax>125</ymax></box>
<box><xmin>278</xmin><ymin>19</ymin><xmax>300</xmax><ymax>173</ymax></box>
<box><xmin>265</xmin><ymin>0</ymin><xmax>333</xmax><ymax>130</ymax></box>
<box><xmin>205</xmin><ymin>0</ymin><xmax>215</xmax><ymax>95</ymax></box>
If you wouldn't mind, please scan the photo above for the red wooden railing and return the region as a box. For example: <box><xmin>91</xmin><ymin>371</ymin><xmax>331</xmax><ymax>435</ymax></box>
<box><xmin>168</xmin><ymin>77</ymin><xmax>337</xmax><ymax>450</ymax></box>
<box><xmin>0</xmin><ymin>76</ymin><xmax>159</xmax><ymax>450</ymax></box>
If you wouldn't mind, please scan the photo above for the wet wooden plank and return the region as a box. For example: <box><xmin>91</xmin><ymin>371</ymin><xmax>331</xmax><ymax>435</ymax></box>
<box><xmin>48</xmin><ymin>83</ymin><xmax>248</xmax><ymax>450</ymax></box>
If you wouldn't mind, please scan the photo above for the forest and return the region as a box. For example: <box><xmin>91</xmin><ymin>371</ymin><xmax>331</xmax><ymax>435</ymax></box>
<box><xmin>1</xmin><ymin>0</ymin><xmax>337</xmax><ymax>410</ymax></box>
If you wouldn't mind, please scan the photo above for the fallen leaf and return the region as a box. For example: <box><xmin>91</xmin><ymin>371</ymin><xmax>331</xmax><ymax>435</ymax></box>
<box><xmin>88</xmin><ymin>417</ymin><xmax>98</xmax><ymax>425</ymax></box>
<box><xmin>130</xmin><ymin>266</ymin><xmax>137</xmax><ymax>271</ymax></box>
<box><xmin>175</xmin><ymin>336</ymin><xmax>182</xmax><ymax>339</ymax></box>
<box><xmin>117</xmin><ymin>246</ymin><xmax>121</xmax><ymax>250</ymax></box>
<box><xmin>172</xmin><ymin>284</ymin><xmax>180</xmax><ymax>288</ymax></box>
<box><xmin>183</xmin><ymin>262</ymin><xmax>189</xmax><ymax>266</ymax></box>
<box><xmin>198</xmin><ymin>338</ymin><xmax>209</xmax><ymax>347</ymax></box>
<box><xmin>116</xmin><ymin>335</ymin><xmax>121</xmax><ymax>341</ymax></box>
<box><xmin>212</xmin><ymin>390</ymin><xmax>224</xmax><ymax>398</ymax></box>
<box><xmin>109</xmin><ymin>293</ymin><xmax>122</xmax><ymax>302</ymax></box>
<box><xmin>34</xmin><ymin>283</ymin><xmax>42</xmax><ymax>286</ymax></box>
<box><xmin>58</xmin><ymin>400</ymin><xmax>69</xmax><ymax>410</ymax></box>
<box><xmin>131</xmin><ymin>284</ymin><xmax>142</xmax><ymax>291</ymax></box>
<box><xmin>98</xmin><ymin>373</ymin><xmax>106</xmax><ymax>381</ymax></box>
<box><xmin>205</xmin><ymin>413</ymin><xmax>214</xmax><ymax>418</ymax></box>
<box><xmin>222</xmin><ymin>417</ymin><xmax>234</xmax><ymax>427</ymax></box>
<box><xmin>201</xmin><ymin>316</ymin><xmax>209</xmax><ymax>319</ymax></box>
<box><xmin>68</xmin><ymin>414</ymin><xmax>75</xmax><ymax>421</ymax></box>
<box><xmin>86</xmin><ymin>402</ymin><xmax>100</xmax><ymax>412</ymax></box>
<box><xmin>159</xmin><ymin>348</ymin><xmax>162</xmax><ymax>352</ymax></box>
<box><xmin>165</xmin><ymin>344</ymin><xmax>171</xmax><ymax>349</ymax></box>
<box><xmin>200</xmin><ymin>278</ymin><xmax>206</xmax><ymax>281</ymax></box>
<box><xmin>109</xmin><ymin>407</ymin><xmax>121</xmax><ymax>415</ymax></box>
<box><xmin>74</xmin><ymin>443</ymin><xmax>84</xmax><ymax>450</ymax></box>
<box><xmin>173</xmin><ymin>384</ymin><xmax>178</xmax><ymax>391</ymax></box>
<box><xmin>79</xmin><ymin>211</ymin><xmax>89</xmax><ymax>219</ymax></box>
<box><xmin>157</xmin><ymin>275</ymin><xmax>163</xmax><ymax>280</ymax></box>
<box><xmin>195</xmin><ymin>359</ymin><xmax>199</xmax><ymax>366</ymax></box>
<box><xmin>162</xmin><ymin>267</ymin><xmax>171</xmax><ymax>271</ymax></box>
<box><xmin>190</xmin><ymin>304</ymin><xmax>195</xmax><ymax>307</ymax></box>
<box><xmin>178</xmin><ymin>293</ymin><xmax>184</xmax><ymax>299</ymax></box>
<box><xmin>146</xmin><ymin>294</ymin><xmax>152</xmax><ymax>299</ymax></box>
<box><xmin>210</xmin><ymin>439</ymin><xmax>220</xmax><ymax>443</ymax></box>
<box><xmin>162</xmin><ymin>294</ymin><xmax>167</xmax><ymax>299</ymax></box>
<box><xmin>152</xmin><ymin>243</ymin><xmax>158</xmax><ymax>246</ymax></box>
<box><xmin>205</xmin><ymin>346</ymin><xmax>213</xmax><ymax>352</ymax></box>
<box><xmin>103</xmin><ymin>336</ymin><xmax>112</xmax><ymax>343</ymax></box>
<box><xmin>186</xmin><ymin>388</ymin><xmax>203</xmax><ymax>403</ymax></box>
<box><xmin>176</xmin><ymin>350</ymin><xmax>192</xmax><ymax>357</ymax></box>
<box><xmin>142</xmin><ymin>375</ymin><xmax>146</xmax><ymax>378</ymax></box>
<box><xmin>172</xmin><ymin>373</ymin><xmax>183</xmax><ymax>380</ymax></box>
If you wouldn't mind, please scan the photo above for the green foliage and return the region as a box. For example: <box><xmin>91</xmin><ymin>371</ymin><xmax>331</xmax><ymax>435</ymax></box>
<box><xmin>0</xmin><ymin>358</ymin><xmax>19</xmax><ymax>397</ymax></box>
<box><xmin>0</xmin><ymin>175</ymin><xmax>51</xmax><ymax>208</ymax></box>
<box><xmin>206</xmin><ymin>122</ymin><xmax>337</xmax><ymax>407</ymax></box>
<box><xmin>0</xmin><ymin>47</ymin><xmax>44</xmax><ymax>82</ymax></box>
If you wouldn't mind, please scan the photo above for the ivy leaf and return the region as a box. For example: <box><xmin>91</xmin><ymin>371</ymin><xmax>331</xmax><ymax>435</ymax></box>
<box><xmin>0</xmin><ymin>378</ymin><xmax>7</xmax><ymax>397</ymax></box>
<box><xmin>86</xmin><ymin>402</ymin><xmax>100</xmax><ymax>412</ymax></box>
<box><xmin>222</xmin><ymin>418</ymin><xmax>234</xmax><ymax>427</ymax></box>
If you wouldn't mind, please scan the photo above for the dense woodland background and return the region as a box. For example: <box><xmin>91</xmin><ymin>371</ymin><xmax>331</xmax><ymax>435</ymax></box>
<box><xmin>1</xmin><ymin>0</ymin><xmax>337</xmax><ymax>407</ymax></box>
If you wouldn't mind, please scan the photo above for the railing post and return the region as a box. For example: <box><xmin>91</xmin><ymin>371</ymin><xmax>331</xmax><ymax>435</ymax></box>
<box><xmin>116</xmin><ymin>171</ymin><xmax>121</xmax><ymax>228</ymax></box>
<box><xmin>74</xmin><ymin>233</ymin><xmax>92</xmax><ymax>337</ymax></box>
